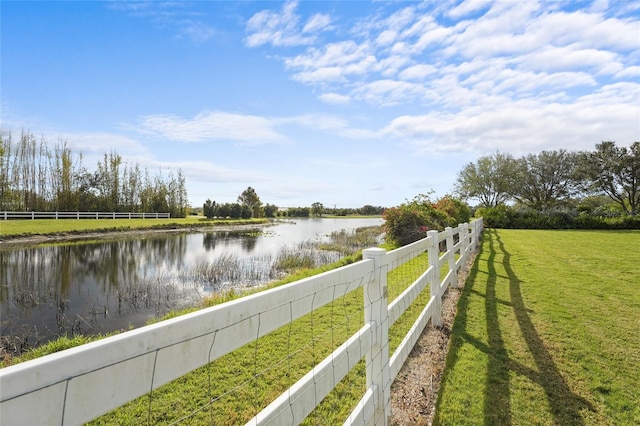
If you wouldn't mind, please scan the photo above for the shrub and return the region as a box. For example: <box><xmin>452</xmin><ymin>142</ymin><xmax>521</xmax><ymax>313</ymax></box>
<box><xmin>477</xmin><ymin>205</ymin><xmax>640</xmax><ymax>230</ymax></box>
<box><xmin>383</xmin><ymin>194</ymin><xmax>465</xmax><ymax>246</ymax></box>
<box><xmin>434</xmin><ymin>195</ymin><xmax>471</xmax><ymax>225</ymax></box>
<box><xmin>475</xmin><ymin>205</ymin><xmax>514</xmax><ymax>228</ymax></box>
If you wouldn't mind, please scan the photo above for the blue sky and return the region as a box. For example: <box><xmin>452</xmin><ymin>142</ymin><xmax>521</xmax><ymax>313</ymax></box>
<box><xmin>2</xmin><ymin>0</ymin><xmax>639</xmax><ymax>209</ymax></box>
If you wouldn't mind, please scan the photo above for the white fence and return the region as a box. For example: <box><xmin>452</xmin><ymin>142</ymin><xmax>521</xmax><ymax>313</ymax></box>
<box><xmin>0</xmin><ymin>219</ymin><xmax>483</xmax><ymax>425</ymax></box>
<box><xmin>1</xmin><ymin>211</ymin><xmax>170</xmax><ymax>220</ymax></box>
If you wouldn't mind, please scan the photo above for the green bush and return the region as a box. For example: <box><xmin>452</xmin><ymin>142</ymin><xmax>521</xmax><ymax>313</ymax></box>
<box><xmin>475</xmin><ymin>205</ymin><xmax>514</xmax><ymax>228</ymax></box>
<box><xmin>433</xmin><ymin>195</ymin><xmax>471</xmax><ymax>225</ymax></box>
<box><xmin>477</xmin><ymin>205</ymin><xmax>640</xmax><ymax>230</ymax></box>
<box><xmin>383</xmin><ymin>194</ymin><xmax>468</xmax><ymax>246</ymax></box>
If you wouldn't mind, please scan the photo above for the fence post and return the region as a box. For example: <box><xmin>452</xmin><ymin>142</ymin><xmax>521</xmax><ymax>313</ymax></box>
<box><xmin>445</xmin><ymin>227</ymin><xmax>457</xmax><ymax>289</ymax></box>
<box><xmin>460</xmin><ymin>222</ymin><xmax>469</xmax><ymax>264</ymax></box>
<box><xmin>362</xmin><ymin>247</ymin><xmax>390</xmax><ymax>425</ymax></box>
<box><xmin>427</xmin><ymin>230</ymin><xmax>442</xmax><ymax>328</ymax></box>
<box><xmin>471</xmin><ymin>219</ymin><xmax>479</xmax><ymax>249</ymax></box>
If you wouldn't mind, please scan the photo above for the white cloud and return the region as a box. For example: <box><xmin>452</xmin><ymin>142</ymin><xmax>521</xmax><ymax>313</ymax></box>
<box><xmin>292</xmin><ymin>67</ymin><xmax>346</xmax><ymax>84</ymax></box>
<box><xmin>589</xmin><ymin>0</ymin><xmax>609</xmax><ymax>14</ymax></box>
<box><xmin>384</xmin><ymin>6</ymin><xmax>416</xmax><ymax>31</ymax></box>
<box><xmin>375</xmin><ymin>30</ymin><xmax>397</xmax><ymax>47</ymax></box>
<box><xmin>492</xmin><ymin>70</ymin><xmax>597</xmax><ymax>94</ymax></box>
<box><xmin>615</xmin><ymin>66</ymin><xmax>640</xmax><ymax>78</ymax></box>
<box><xmin>177</xmin><ymin>20</ymin><xmax>216</xmax><ymax>43</ymax></box>
<box><xmin>518</xmin><ymin>45</ymin><xmax>621</xmax><ymax>74</ymax></box>
<box><xmin>531</xmin><ymin>11</ymin><xmax>640</xmax><ymax>51</ymax></box>
<box><xmin>319</xmin><ymin>93</ymin><xmax>351</xmax><ymax>104</ymax></box>
<box><xmin>278</xmin><ymin>113</ymin><xmax>378</xmax><ymax>139</ymax></box>
<box><xmin>109</xmin><ymin>2</ymin><xmax>216</xmax><ymax>45</ymax></box>
<box><xmin>376</xmin><ymin>55</ymin><xmax>412</xmax><ymax>77</ymax></box>
<box><xmin>303</xmin><ymin>13</ymin><xmax>332</xmax><ymax>33</ymax></box>
<box><xmin>381</xmin><ymin>82</ymin><xmax>640</xmax><ymax>155</ymax></box>
<box><xmin>285</xmin><ymin>40</ymin><xmax>373</xmax><ymax>71</ymax></box>
<box><xmin>285</xmin><ymin>41</ymin><xmax>377</xmax><ymax>84</ymax></box>
<box><xmin>245</xmin><ymin>0</ymin><xmax>317</xmax><ymax>47</ymax></box>
<box><xmin>352</xmin><ymin>80</ymin><xmax>429</xmax><ymax>106</ymax></box>
<box><xmin>245</xmin><ymin>0</ymin><xmax>638</xmax><ymax>129</ymax></box>
<box><xmin>137</xmin><ymin>111</ymin><xmax>287</xmax><ymax>144</ymax></box>
<box><xmin>398</xmin><ymin>64</ymin><xmax>436</xmax><ymax>81</ymax></box>
<box><xmin>60</xmin><ymin>132</ymin><xmax>148</xmax><ymax>155</ymax></box>
<box><xmin>268</xmin><ymin>0</ymin><xmax>640</xmax><ymax>111</ymax></box>
<box><xmin>447</xmin><ymin>0</ymin><xmax>492</xmax><ymax>19</ymax></box>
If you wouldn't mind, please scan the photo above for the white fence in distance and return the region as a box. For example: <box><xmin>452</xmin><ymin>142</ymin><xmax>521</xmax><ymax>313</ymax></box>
<box><xmin>0</xmin><ymin>218</ymin><xmax>484</xmax><ymax>425</ymax></box>
<box><xmin>1</xmin><ymin>211</ymin><xmax>170</xmax><ymax>220</ymax></box>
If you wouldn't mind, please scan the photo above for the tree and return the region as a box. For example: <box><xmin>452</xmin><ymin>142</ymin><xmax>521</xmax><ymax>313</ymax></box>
<box><xmin>579</xmin><ymin>141</ymin><xmax>640</xmax><ymax>215</ymax></box>
<box><xmin>512</xmin><ymin>150</ymin><xmax>579</xmax><ymax>211</ymax></box>
<box><xmin>264</xmin><ymin>203</ymin><xmax>278</xmax><ymax>218</ymax></box>
<box><xmin>311</xmin><ymin>202</ymin><xmax>324</xmax><ymax>217</ymax></box>
<box><xmin>237</xmin><ymin>186</ymin><xmax>262</xmax><ymax>218</ymax></box>
<box><xmin>203</xmin><ymin>199</ymin><xmax>216</xmax><ymax>218</ymax></box>
<box><xmin>454</xmin><ymin>152</ymin><xmax>517</xmax><ymax>208</ymax></box>
<box><xmin>230</xmin><ymin>202</ymin><xmax>243</xmax><ymax>218</ymax></box>
<box><xmin>96</xmin><ymin>151</ymin><xmax>122</xmax><ymax>211</ymax></box>
<box><xmin>51</xmin><ymin>139</ymin><xmax>82</xmax><ymax>211</ymax></box>
<box><xmin>1</xmin><ymin>129</ymin><xmax>188</xmax><ymax>213</ymax></box>
<box><xmin>360</xmin><ymin>205</ymin><xmax>384</xmax><ymax>215</ymax></box>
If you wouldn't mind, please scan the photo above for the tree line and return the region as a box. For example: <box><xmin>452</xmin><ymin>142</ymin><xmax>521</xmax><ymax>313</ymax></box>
<box><xmin>0</xmin><ymin>130</ymin><xmax>189</xmax><ymax>217</ymax></box>
<box><xmin>382</xmin><ymin>140</ymin><xmax>639</xmax><ymax>246</ymax></box>
<box><xmin>202</xmin><ymin>187</ymin><xmax>386</xmax><ymax>220</ymax></box>
<box><xmin>202</xmin><ymin>187</ymin><xmax>278</xmax><ymax>219</ymax></box>
<box><xmin>454</xmin><ymin>141</ymin><xmax>640</xmax><ymax>228</ymax></box>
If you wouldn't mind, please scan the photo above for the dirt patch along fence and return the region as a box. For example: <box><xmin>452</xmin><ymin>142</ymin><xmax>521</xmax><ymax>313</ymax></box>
<box><xmin>0</xmin><ymin>219</ymin><xmax>483</xmax><ymax>425</ymax></box>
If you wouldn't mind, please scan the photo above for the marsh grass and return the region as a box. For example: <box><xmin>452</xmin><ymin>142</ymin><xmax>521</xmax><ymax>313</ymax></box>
<box><xmin>6</xmin><ymin>224</ymin><xmax>422</xmax><ymax>424</ymax></box>
<box><xmin>319</xmin><ymin>226</ymin><xmax>384</xmax><ymax>253</ymax></box>
<box><xmin>88</xmin><ymin>241</ymin><xmax>437</xmax><ymax>425</ymax></box>
<box><xmin>1</xmin><ymin>225</ymin><xmax>382</xmax><ymax>359</ymax></box>
<box><xmin>435</xmin><ymin>229</ymin><xmax>640</xmax><ymax>425</ymax></box>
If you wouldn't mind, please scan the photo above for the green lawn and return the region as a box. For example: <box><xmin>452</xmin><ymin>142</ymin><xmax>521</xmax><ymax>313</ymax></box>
<box><xmin>0</xmin><ymin>216</ymin><xmax>266</xmax><ymax>238</ymax></box>
<box><xmin>85</xmin><ymin>250</ymin><xmax>435</xmax><ymax>425</ymax></box>
<box><xmin>435</xmin><ymin>229</ymin><xmax>640</xmax><ymax>425</ymax></box>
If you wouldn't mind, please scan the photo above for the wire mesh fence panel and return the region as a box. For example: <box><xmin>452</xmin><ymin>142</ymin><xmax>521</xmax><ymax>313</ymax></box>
<box><xmin>88</xmin><ymin>275</ymin><xmax>371</xmax><ymax>425</ymax></box>
<box><xmin>0</xmin><ymin>219</ymin><xmax>484</xmax><ymax>426</ymax></box>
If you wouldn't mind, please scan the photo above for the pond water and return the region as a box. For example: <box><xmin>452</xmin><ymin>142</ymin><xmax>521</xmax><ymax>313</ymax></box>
<box><xmin>0</xmin><ymin>218</ymin><xmax>382</xmax><ymax>349</ymax></box>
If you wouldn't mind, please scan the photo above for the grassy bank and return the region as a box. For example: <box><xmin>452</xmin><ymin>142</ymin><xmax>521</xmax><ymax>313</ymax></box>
<box><xmin>3</xmin><ymin>237</ymin><xmax>437</xmax><ymax>424</ymax></box>
<box><xmin>435</xmin><ymin>229</ymin><xmax>640</xmax><ymax>425</ymax></box>
<box><xmin>0</xmin><ymin>216</ymin><xmax>269</xmax><ymax>240</ymax></box>
<box><xmin>85</xmin><ymin>249</ymin><xmax>433</xmax><ymax>425</ymax></box>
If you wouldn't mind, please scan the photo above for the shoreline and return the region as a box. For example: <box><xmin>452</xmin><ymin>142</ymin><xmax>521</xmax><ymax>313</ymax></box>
<box><xmin>0</xmin><ymin>222</ymin><xmax>272</xmax><ymax>247</ymax></box>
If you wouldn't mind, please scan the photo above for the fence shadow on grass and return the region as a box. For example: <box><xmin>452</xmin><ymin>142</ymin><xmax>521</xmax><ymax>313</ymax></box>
<box><xmin>495</xmin><ymin>231</ymin><xmax>593</xmax><ymax>426</ymax></box>
<box><xmin>435</xmin><ymin>229</ymin><xmax>592</xmax><ymax>426</ymax></box>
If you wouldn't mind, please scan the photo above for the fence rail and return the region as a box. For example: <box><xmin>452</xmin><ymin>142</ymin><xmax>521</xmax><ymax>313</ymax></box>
<box><xmin>1</xmin><ymin>211</ymin><xmax>170</xmax><ymax>220</ymax></box>
<box><xmin>0</xmin><ymin>219</ymin><xmax>483</xmax><ymax>425</ymax></box>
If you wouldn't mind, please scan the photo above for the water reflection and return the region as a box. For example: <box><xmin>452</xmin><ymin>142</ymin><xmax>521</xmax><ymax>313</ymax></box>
<box><xmin>0</xmin><ymin>218</ymin><xmax>382</xmax><ymax>351</ymax></box>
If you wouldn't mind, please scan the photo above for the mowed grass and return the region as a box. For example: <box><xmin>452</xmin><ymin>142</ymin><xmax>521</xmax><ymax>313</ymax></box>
<box><xmin>435</xmin><ymin>229</ymin><xmax>640</xmax><ymax>426</ymax></box>
<box><xmin>0</xmin><ymin>216</ymin><xmax>266</xmax><ymax>238</ymax></box>
<box><xmin>86</xmin><ymin>249</ymin><xmax>437</xmax><ymax>425</ymax></box>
